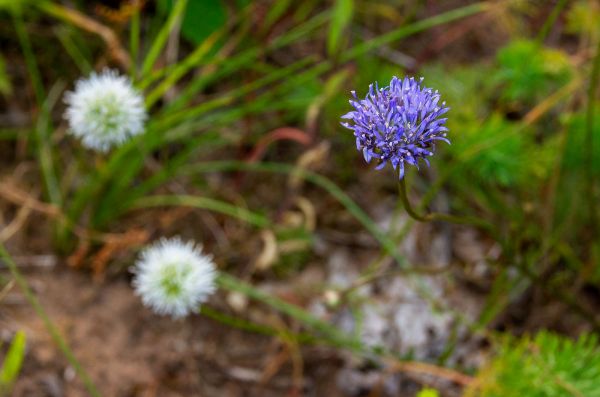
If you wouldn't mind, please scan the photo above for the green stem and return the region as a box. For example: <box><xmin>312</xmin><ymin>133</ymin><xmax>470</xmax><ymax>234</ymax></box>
<box><xmin>216</xmin><ymin>273</ymin><xmax>365</xmax><ymax>353</ymax></box>
<box><xmin>0</xmin><ymin>244</ymin><xmax>101</xmax><ymax>397</ymax></box>
<box><xmin>536</xmin><ymin>0</ymin><xmax>569</xmax><ymax>44</ymax></box>
<box><xmin>398</xmin><ymin>177</ymin><xmax>427</xmax><ymax>222</ymax></box>
<box><xmin>398</xmin><ymin>177</ymin><xmax>492</xmax><ymax>231</ymax></box>
<box><xmin>200</xmin><ymin>306</ymin><xmax>317</xmax><ymax>344</ymax></box>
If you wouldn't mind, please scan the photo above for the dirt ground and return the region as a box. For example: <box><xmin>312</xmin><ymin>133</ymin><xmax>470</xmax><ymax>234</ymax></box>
<box><xmin>2</xmin><ymin>266</ymin><xmax>355</xmax><ymax>396</ymax></box>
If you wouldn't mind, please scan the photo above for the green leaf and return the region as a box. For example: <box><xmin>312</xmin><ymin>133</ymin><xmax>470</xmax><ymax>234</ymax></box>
<box><xmin>0</xmin><ymin>331</ymin><xmax>26</xmax><ymax>391</ymax></box>
<box><xmin>327</xmin><ymin>0</ymin><xmax>353</xmax><ymax>56</ymax></box>
<box><xmin>416</xmin><ymin>388</ymin><xmax>440</xmax><ymax>397</ymax></box>
<box><xmin>180</xmin><ymin>0</ymin><xmax>226</xmax><ymax>45</ymax></box>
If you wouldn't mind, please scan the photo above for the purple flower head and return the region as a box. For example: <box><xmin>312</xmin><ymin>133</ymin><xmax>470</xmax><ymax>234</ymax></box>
<box><xmin>341</xmin><ymin>76</ymin><xmax>450</xmax><ymax>179</ymax></box>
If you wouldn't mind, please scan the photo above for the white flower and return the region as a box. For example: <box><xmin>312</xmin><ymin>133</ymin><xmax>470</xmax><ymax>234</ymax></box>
<box><xmin>64</xmin><ymin>69</ymin><xmax>147</xmax><ymax>152</ymax></box>
<box><xmin>132</xmin><ymin>237</ymin><xmax>217</xmax><ymax>318</ymax></box>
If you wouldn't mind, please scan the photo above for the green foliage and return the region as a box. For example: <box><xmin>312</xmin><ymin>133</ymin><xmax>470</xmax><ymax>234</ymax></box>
<box><xmin>0</xmin><ymin>0</ymin><xmax>30</xmax><ymax>13</ymax></box>
<box><xmin>466</xmin><ymin>332</ymin><xmax>600</xmax><ymax>397</ymax></box>
<box><xmin>422</xmin><ymin>63</ymin><xmax>494</xmax><ymax>124</ymax></box>
<box><xmin>566</xmin><ymin>0</ymin><xmax>600</xmax><ymax>37</ymax></box>
<box><xmin>327</xmin><ymin>0</ymin><xmax>354</xmax><ymax>56</ymax></box>
<box><xmin>449</xmin><ymin>114</ymin><xmax>552</xmax><ymax>188</ymax></box>
<box><xmin>561</xmin><ymin>105</ymin><xmax>600</xmax><ymax>176</ymax></box>
<box><xmin>494</xmin><ymin>39</ymin><xmax>572</xmax><ymax>104</ymax></box>
<box><xmin>173</xmin><ymin>0</ymin><xmax>227</xmax><ymax>45</ymax></box>
<box><xmin>263</xmin><ymin>0</ymin><xmax>292</xmax><ymax>31</ymax></box>
<box><xmin>459</xmin><ymin>118</ymin><xmax>524</xmax><ymax>188</ymax></box>
<box><xmin>0</xmin><ymin>331</ymin><xmax>26</xmax><ymax>395</ymax></box>
<box><xmin>353</xmin><ymin>55</ymin><xmax>402</xmax><ymax>101</ymax></box>
<box><xmin>142</xmin><ymin>0</ymin><xmax>189</xmax><ymax>77</ymax></box>
<box><xmin>0</xmin><ymin>55</ymin><xmax>10</xmax><ymax>95</ymax></box>
<box><xmin>552</xmin><ymin>105</ymin><xmax>600</xmax><ymax>231</ymax></box>
<box><xmin>417</xmin><ymin>387</ymin><xmax>440</xmax><ymax>397</ymax></box>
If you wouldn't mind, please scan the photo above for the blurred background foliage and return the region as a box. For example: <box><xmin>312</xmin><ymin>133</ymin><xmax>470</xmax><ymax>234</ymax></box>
<box><xmin>0</xmin><ymin>0</ymin><xmax>599</xmax><ymax>395</ymax></box>
<box><xmin>466</xmin><ymin>332</ymin><xmax>600</xmax><ymax>397</ymax></box>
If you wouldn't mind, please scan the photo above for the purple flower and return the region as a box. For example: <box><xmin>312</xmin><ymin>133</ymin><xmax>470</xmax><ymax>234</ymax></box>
<box><xmin>341</xmin><ymin>76</ymin><xmax>450</xmax><ymax>179</ymax></box>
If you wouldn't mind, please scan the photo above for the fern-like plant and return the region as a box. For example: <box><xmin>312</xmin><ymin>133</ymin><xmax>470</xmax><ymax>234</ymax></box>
<box><xmin>494</xmin><ymin>39</ymin><xmax>573</xmax><ymax>104</ymax></box>
<box><xmin>465</xmin><ymin>332</ymin><xmax>600</xmax><ymax>397</ymax></box>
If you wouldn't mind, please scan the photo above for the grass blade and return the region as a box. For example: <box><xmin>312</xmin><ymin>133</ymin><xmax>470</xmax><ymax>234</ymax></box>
<box><xmin>200</xmin><ymin>306</ymin><xmax>317</xmax><ymax>343</ymax></box>
<box><xmin>129</xmin><ymin>0</ymin><xmax>141</xmax><ymax>78</ymax></box>
<box><xmin>165</xmin><ymin>10</ymin><xmax>330</xmax><ymax>111</ymax></box>
<box><xmin>217</xmin><ymin>273</ymin><xmax>364</xmax><ymax>352</ymax></box>
<box><xmin>14</xmin><ymin>14</ymin><xmax>63</xmax><ymax>210</ymax></box>
<box><xmin>327</xmin><ymin>0</ymin><xmax>353</xmax><ymax>57</ymax></box>
<box><xmin>153</xmin><ymin>55</ymin><xmax>316</xmax><ymax>128</ymax></box>
<box><xmin>12</xmin><ymin>12</ymin><xmax>44</xmax><ymax>104</ymax></box>
<box><xmin>130</xmin><ymin>195</ymin><xmax>270</xmax><ymax>228</ymax></box>
<box><xmin>54</xmin><ymin>26</ymin><xmax>93</xmax><ymax>74</ymax></box>
<box><xmin>342</xmin><ymin>2</ymin><xmax>488</xmax><ymax>62</ymax></box>
<box><xmin>145</xmin><ymin>29</ymin><xmax>223</xmax><ymax>107</ymax></box>
<box><xmin>140</xmin><ymin>0</ymin><xmax>188</xmax><ymax>77</ymax></box>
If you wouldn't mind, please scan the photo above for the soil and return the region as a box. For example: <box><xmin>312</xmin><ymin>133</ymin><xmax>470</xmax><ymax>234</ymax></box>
<box><xmin>2</xmin><ymin>267</ymin><xmax>347</xmax><ymax>397</ymax></box>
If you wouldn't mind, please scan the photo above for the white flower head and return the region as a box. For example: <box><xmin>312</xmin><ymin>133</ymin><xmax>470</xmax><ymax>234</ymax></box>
<box><xmin>64</xmin><ymin>69</ymin><xmax>147</xmax><ymax>152</ymax></box>
<box><xmin>132</xmin><ymin>237</ymin><xmax>217</xmax><ymax>318</ymax></box>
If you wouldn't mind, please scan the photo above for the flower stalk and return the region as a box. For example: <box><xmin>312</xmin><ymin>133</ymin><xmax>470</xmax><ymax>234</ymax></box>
<box><xmin>398</xmin><ymin>177</ymin><xmax>492</xmax><ymax>231</ymax></box>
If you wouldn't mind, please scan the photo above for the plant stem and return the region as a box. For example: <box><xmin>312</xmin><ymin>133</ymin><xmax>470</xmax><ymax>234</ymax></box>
<box><xmin>536</xmin><ymin>0</ymin><xmax>569</xmax><ymax>44</ymax></box>
<box><xmin>200</xmin><ymin>306</ymin><xmax>317</xmax><ymax>344</ymax></box>
<box><xmin>216</xmin><ymin>273</ymin><xmax>365</xmax><ymax>353</ymax></box>
<box><xmin>398</xmin><ymin>177</ymin><xmax>492</xmax><ymax>231</ymax></box>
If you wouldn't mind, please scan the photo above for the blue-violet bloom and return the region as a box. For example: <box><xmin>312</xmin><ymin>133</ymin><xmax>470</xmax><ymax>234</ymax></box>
<box><xmin>341</xmin><ymin>76</ymin><xmax>450</xmax><ymax>178</ymax></box>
